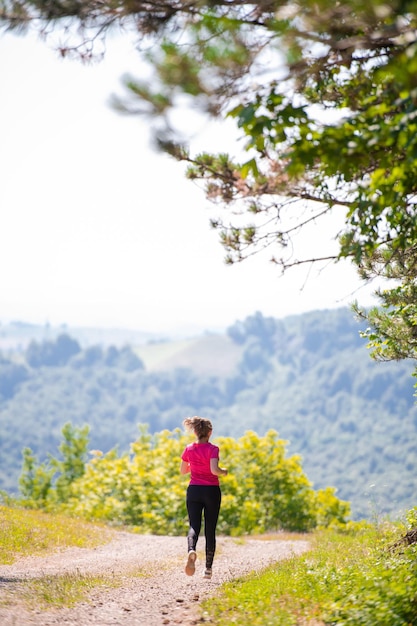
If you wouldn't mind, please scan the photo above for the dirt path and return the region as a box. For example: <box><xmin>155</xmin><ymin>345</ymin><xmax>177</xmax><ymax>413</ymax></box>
<box><xmin>0</xmin><ymin>532</ymin><xmax>309</xmax><ymax>625</ymax></box>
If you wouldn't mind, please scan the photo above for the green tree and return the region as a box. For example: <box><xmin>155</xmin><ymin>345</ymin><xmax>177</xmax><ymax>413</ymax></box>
<box><xmin>353</xmin><ymin>245</ymin><xmax>417</xmax><ymax>364</ymax></box>
<box><xmin>2</xmin><ymin>0</ymin><xmax>417</xmax><ymax>363</ymax></box>
<box><xmin>26</xmin><ymin>334</ymin><xmax>81</xmax><ymax>368</ymax></box>
<box><xmin>65</xmin><ymin>427</ymin><xmax>188</xmax><ymax>531</ymax></box>
<box><xmin>0</xmin><ymin>359</ymin><xmax>28</xmax><ymax>399</ymax></box>
<box><xmin>216</xmin><ymin>430</ymin><xmax>320</xmax><ymax>533</ymax></box>
<box><xmin>19</xmin><ymin>423</ymin><xmax>90</xmax><ymax>505</ymax></box>
<box><xmin>52</xmin><ymin>422</ymin><xmax>90</xmax><ymax>502</ymax></box>
<box><xmin>65</xmin><ymin>427</ymin><xmax>349</xmax><ymax>533</ymax></box>
<box><xmin>19</xmin><ymin>447</ymin><xmax>55</xmax><ymax>506</ymax></box>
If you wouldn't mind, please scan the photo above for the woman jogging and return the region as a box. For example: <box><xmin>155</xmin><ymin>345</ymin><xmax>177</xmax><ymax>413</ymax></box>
<box><xmin>180</xmin><ymin>416</ymin><xmax>228</xmax><ymax>579</ymax></box>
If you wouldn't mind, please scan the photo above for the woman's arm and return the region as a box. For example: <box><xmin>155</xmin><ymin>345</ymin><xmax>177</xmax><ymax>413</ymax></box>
<box><xmin>210</xmin><ymin>457</ymin><xmax>228</xmax><ymax>476</ymax></box>
<box><xmin>180</xmin><ymin>460</ymin><xmax>190</xmax><ymax>474</ymax></box>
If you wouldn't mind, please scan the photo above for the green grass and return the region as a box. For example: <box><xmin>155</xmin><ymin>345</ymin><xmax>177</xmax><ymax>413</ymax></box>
<box><xmin>0</xmin><ymin>505</ymin><xmax>149</xmax><ymax>610</ymax></box>
<box><xmin>8</xmin><ymin>572</ymin><xmax>109</xmax><ymax>609</ymax></box>
<box><xmin>200</xmin><ymin>523</ymin><xmax>417</xmax><ymax>626</ymax></box>
<box><xmin>0</xmin><ymin>505</ymin><xmax>113</xmax><ymax>564</ymax></box>
<box><xmin>2</xmin><ymin>505</ymin><xmax>416</xmax><ymax>622</ymax></box>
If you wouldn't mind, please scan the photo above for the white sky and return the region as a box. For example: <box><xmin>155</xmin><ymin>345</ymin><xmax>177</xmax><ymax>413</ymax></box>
<box><xmin>0</xmin><ymin>29</ymin><xmax>379</xmax><ymax>336</ymax></box>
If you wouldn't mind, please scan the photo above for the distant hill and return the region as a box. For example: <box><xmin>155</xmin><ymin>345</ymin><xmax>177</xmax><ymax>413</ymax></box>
<box><xmin>0</xmin><ymin>308</ymin><xmax>416</xmax><ymax>521</ymax></box>
<box><xmin>135</xmin><ymin>334</ymin><xmax>243</xmax><ymax>376</ymax></box>
<box><xmin>0</xmin><ymin>320</ymin><xmax>160</xmax><ymax>352</ymax></box>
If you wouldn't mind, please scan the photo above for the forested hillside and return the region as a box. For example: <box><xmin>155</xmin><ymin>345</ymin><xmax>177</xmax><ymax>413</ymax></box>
<box><xmin>0</xmin><ymin>308</ymin><xmax>415</xmax><ymax>520</ymax></box>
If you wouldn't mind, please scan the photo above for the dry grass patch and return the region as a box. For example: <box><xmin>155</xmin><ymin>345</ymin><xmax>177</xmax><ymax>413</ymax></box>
<box><xmin>0</xmin><ymin>505</ymin><xmax>113</xmax><ymax>564</ymax></box>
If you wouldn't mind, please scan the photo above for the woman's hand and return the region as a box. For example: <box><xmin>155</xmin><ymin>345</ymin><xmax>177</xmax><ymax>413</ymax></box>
<box><xmin>210</xmin><ymin>458</ymin><xmax>228</xmax><ymax>476</ymax></box>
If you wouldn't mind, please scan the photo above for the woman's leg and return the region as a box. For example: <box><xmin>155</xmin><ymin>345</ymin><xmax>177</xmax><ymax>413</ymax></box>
<box><xmin>203</xmin><ymin>486</ymin><xmax>221</xmax><ymax>569</ymax></box>
<box><xmin>186</xmin><ymin>485</ymin><xmax>204</xmax><ymax>552</ymax></box>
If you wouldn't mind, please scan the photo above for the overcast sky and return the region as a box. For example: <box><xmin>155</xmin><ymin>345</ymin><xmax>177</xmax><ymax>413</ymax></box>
<box><xmin>1</xmin><ymin>29</ymin><xmax>379</xmax><ymax>336</ymax></box>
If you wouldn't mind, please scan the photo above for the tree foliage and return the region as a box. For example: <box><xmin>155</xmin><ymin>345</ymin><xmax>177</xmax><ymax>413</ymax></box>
<box><xmin>19</xmin><ymin>447</ymin><xmax>55</xmax><ymax>506</ymax></box>
<box><xmin>0</xmin><ymin>359</ymin><xmax>28</xmax><ymax>399</ymax></box>
<box><xmin>17</xmin><ymin>424</ymin><xmax>350</xmax><ymax>534</ymax></box>
<box><xmin>353</xmin><ymin>244</ymin><xmax>417</xmax><ymax>363</ymax></box>
<box><xmin>53</xmin><ymin>422</ymin><xmax>90</xmax><ymax>502</ymax></box>
<box><xmin>26</xmin><ymin>334</ymin><xmax>81</xmax><ymax>368</ymax></box>
<box><xmin>19</xmin><ymin>422</ymin><xmax>90</xmax><ymax>506</ymax></box>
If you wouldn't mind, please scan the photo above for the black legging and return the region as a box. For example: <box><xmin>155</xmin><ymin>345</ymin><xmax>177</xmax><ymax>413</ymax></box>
<box><xmin>186</xmin><ymin>484</ymin><xmax>221</xmax><ymax>569</ymax></box>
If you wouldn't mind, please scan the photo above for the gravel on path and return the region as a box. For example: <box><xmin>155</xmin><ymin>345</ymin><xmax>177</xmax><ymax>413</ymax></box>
<box><xmin>0</xmin><ymin>531</ymin><xmax>310</xmax><ymax>625</ymax></box>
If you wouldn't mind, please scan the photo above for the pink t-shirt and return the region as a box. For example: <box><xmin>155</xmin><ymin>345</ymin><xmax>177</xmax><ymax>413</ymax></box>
<box><xmin>181</xmin><ymin>442</ymin><xmax>220</xmax><ymax>486</ymax></box>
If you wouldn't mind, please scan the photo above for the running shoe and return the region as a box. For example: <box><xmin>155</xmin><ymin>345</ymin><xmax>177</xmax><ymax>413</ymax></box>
<box><xmin>185</xmin><ymin>550</ymin><xmax>197</xmax><ymax>576</ymax></box>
